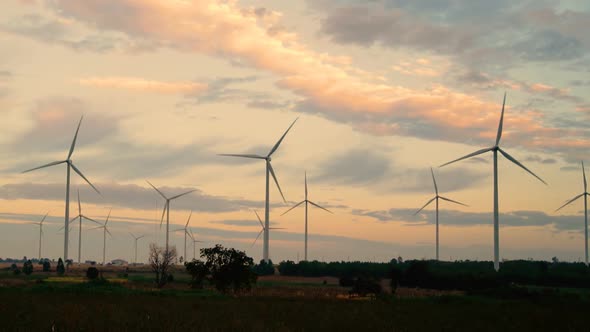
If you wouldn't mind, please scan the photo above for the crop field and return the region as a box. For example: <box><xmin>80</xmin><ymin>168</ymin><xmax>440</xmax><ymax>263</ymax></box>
<box><xmin>1</xmin><ymin>264</ymin><xmax>589</xmax><ymax>331</ymax></box>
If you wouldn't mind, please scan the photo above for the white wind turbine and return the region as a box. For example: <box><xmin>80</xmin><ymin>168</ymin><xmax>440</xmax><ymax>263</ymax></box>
<box><xmin>189</xmin><ymin>228</ymin><xmax>203</xmax><ymax>261</ymax></box>
<box><xmin>173</xmin><ymin>211</ymin><xmax>193</xmax><ymax>262</ymax></box>
<box><xmin>414</xmin><ymin>168</ymin><xmax>468</xmax><ymax>261</ymax></box>
<box><xmin>220</xmin><ymin>118</ymin><xmax>298</xmax><ymax>262</ymax></box>
<box><xmin>31</xmin><ymin>213</ymin><xmax>49</xmax><ymax>260</ymax></box>
<box><xmin>146</xmin><ymin>180</ymin><xmax>195</xmax><ymax>253</ymax></box>
<box><xmin>22</xmin><ymin>116</ymin><xmax>100</xmax><ymax>261</ymax></box>
<box><xmin>555</xmin><ymin>161</ymin><xmax>589</xmax><ymax>266</ymax></box>
<box><xmin>251</xmin><ymin>210</ymin><xmax>284</xmax><ymax>250</ymax></box>
<box><xmin>91</xmin><ymin>209</ymin><xmax>112</xmax><ymax>265</ymax></box>
<box><xmin>281</xmin><ymin>172</ymin><xmax>332</xmax><ymax>261</ymax></box>
<box><xmin>130</xmin><ymin>233</ymin><xmax>146</xmax><ymax>264</ymax></box>
<box><xmin>440</xmin><ymin>93</ymin><xmax>547</xmax><ymax>271</ymax></box>
<box><xmin>68</xmin><ymin>189</ymin><xmax>100</xmax><ymax>263</ymax></box>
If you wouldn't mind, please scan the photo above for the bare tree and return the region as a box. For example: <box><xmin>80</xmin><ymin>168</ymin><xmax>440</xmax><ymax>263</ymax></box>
<box><xmin>149</xmin><ymin>243</ymin><xmax>177</xmax><ymax>288</ymax></box>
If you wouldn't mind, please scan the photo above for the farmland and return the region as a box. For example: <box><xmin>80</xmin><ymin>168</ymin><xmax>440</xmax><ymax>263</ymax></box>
<box><xmin>1</xmin><ymin>263</ymin><xmax>589</xmax><ymax>331</ymax></box>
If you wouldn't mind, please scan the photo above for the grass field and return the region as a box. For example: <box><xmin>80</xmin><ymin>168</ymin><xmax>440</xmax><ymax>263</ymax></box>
<box><xmin>1</xmin><ymin>264</ymin><xmax>589</xmax><ymax>331</ymax></box>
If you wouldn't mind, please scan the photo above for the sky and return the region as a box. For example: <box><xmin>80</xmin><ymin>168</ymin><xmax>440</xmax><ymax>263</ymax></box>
<box><xmin>1</xmin><ymin>0</ymin><xmax>590</xmax><ymax>264</ymax></box>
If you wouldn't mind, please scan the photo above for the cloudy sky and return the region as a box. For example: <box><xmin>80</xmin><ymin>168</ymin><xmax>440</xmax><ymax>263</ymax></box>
<box><xmin>1</xmin><ymin>0</ymin><xmax>589</xmax><ymax>264</ymax></box>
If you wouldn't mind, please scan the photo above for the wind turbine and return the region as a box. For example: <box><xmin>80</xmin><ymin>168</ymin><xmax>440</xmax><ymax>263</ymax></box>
<box><xmin>22</xmin><ymin>116</ymin><xmax>100</xmax><ymax>261</ymax></box>
<box><xmin>189</xmin><ymin>228</ymin><xmax>203</xmax><ymax>261</ymax></box>
<box><xmin>31</xmin><ymin>213</ymin><xmax>49</xmax><ymax>260</ymax></box>
<box><xmin>91</xmin><ymin>209</ymin><xmax>112</xmax><ymax>265</ymax></box>
<box><xmin>146</xmin><ymin>180</ymin><xmax>195</xmax><ymax>253</ymax></box>
<box><xmin>69</xmin><ymin>189</ymin><xmax>100</xmax><ymax>263</ymax></box>
<box><xmin>555</xmin><ymin>161</ymin><xmax>589</xmax><ymax>266</ymax></box>
<box><xmin>173</xmin><ymin>211</ymin><xmax>193</xmax><ymax>262</ymax></box>
<box><xmin>251</xmin><ymin>210</ymin><xmax>284</xmax><ymax>251</ymax></box>
<box><xmin>440</xmin><ymin>93</ymin><xmax>547</xmax><ymax>271</ymax></box>
<box><xmin>220</xmin><ymin>118</ymin><xmax>298</xmax><ymax>262</ymax></box>
<box><xmin>281</xmin><ymin>172</ymin><xmax>332</xmax><ymax>261</ymax></box>
<box><xmin>130</xmin><ymin>233</ymin><xmax>146</xmax><ymax>264</ymax></box>
<box><xmin>414</xmin><ymin>168</ymin><xmax>468</xmax><ymax>261</ymax></box>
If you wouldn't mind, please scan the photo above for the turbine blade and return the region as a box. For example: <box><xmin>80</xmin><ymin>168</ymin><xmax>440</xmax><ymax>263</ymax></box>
<box><xmin>308</xmin><ymin>201</ymin><xmax>333</xmax><ymax>214</ymax></box>
<box><xmin>170</xmin><ymin>189</ymin><xmax>196</xmax><ymax>200</ymax></box>
<box><xmin>71</xmin><ymin>163</ymin><xmax>100</xmax><ymax>194</ymax></box>
<box><xmin>582</xmin><ymin>161</ymin><xmax>587</xmax><ymax>192</ymax></box>
<box><xmin>105</xmin><ymin>208</ymin><xmax>112</xmax><ymax>226</ymax></box>
<box><xmin>89</xmin><ymin>226</ymin><xmax>103</xmax><ymax>230</ymax></box>
<box><xmin>251</xmin><ymin>230</ymin><xmax>264</xmax><ymax>248</ymax></box>
<box><xmin>439</xmin><ymin>196</ymin><xmax>468</xmax><ymax>207</ymax></box>
<box><xmin>129</xmin><ymin>232</ymin><xmax>135</xmax><ymax>239</ymax></box>
<box><xmin>77</xmin><ymin>189</ymin><xmax>81</xmax><ymax>214</ymax></box>
<box><xmin>495</xmin><ymin>92</ymin><xmax>506</xmax><ymax>146</ymax></box>
<box><xmin>440</xmin><ymin>147</ymin><xmax>493</xmax><ymax>167</ymax></box>
<box><xmin>68</xmin><ymin>116</ymin><xmax>84</xmax><ymax>159</ymax></box>
<box><xmin>22</xmin><ymin>160</ymin><xmax>66</xmax><ymax>173</ymax></box>
<box><xmin>305</xmin><ymin>171</ymin><xmax>308</xmax><ymax>199</ymax></box>
<box><xmin>414</xmin><ymin>197</ymin><xmax>436</xmax><ymax>215</ymax></box>
<box><xmin>137</xmin><ymin>235</ymin><xmax>145</xmax><ymax>240</ymax></box>
<box><xmin>146</xmin><ymin>180</ymin><xmax>167</xmax><ymax>199</ymax></box>
<box><xmin>185</xmin><ymin>210</ymin><xmax>192</xmax><ymax>228</ymax></box>
<box><xmin>41</xmin><ymin>212</ymin><xmax>49</xmax><ymax>224</ymax></box>
<box><xmin>268</xmin><ymin>162</ymin><xmax>286</xmax><ymax>203</ymax></box>
<box><xmin>269</xmin><ymin>227</ymin><xmax>285</xmax><ymax>230</ymax></box>
<box><xmin>172</xmin><ymin>228</ymin><xmax>185</xmax><ymax>232</ymax></box>
<box><xmin>268</xmin><ymin>117</ymin><xmax>298</xmax><ymax>157</ymax></box>
<box><xmin>187</xmin><ymin>230</ymin><xmax>194</xmax><ymax>241</ymax></box>
<box><xmin>82</xmin><ymin>215</ymin><xmax>101</xmax><ymax>225</ymax></box>
<box><xmin>281</xmin><ymin>200</ymin><xmax>305</xmax><ymax>216</ymax></box>
<box><xmin>160</xmin><ymin>202</ymin><xmax>168</xmax><ymax>228</ymax></box>
<box><xmin>498</xmin><ymin>148</ymin><xmax>547</xmax><ymax>185</ymax></box>
<box><xmin>106</xmin><ymin>228</ymin><xmax>113</xmax><ymax>237</ymax></box>
<box><xmin>218</xmin><ymin>153</ymin><xmax>266</xmax><ymax>160</ymax></box>
<box><xmin>556</xmin><ymin>193</ymin><xmax>584</xmax><ymax>212</ymax></box>
<box><xmin>430</xmin><ymin>167</ymin><xmax>438</xmax><ymax>195</ymax></box>
<box><xmin>254</xmin><ymin>210</ymin><xmax>264</xmax><ymax>228</ymax></box>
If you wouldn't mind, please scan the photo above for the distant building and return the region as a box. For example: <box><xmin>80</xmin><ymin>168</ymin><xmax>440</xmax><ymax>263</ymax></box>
<box><xmin>110</xmin><ymin>259</ymin><xmax>128</xmax><ymax>266</ymax></box>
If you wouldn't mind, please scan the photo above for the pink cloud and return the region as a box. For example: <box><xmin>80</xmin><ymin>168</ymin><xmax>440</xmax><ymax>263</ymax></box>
<box><xmin>78</xmin><ymin>77</ymin><xmax>208</xmax><ymax>95</ymax></box>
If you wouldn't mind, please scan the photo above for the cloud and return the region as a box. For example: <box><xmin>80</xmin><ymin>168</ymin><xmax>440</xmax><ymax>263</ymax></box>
<box><xmin>313</xmin><ymin>148</ymin><xmax>486</xmax><ymax>193</ymax></box>
<box><xmin>353</xmin><ymin>208</ymin><xmax>584</xmax><ymax>232</ymax></box>
<box><xmin>524</xmin><ymin>155</ymin><xmax>557</xmax><ymax>164</ymax></box>
<box><xmin>0</xmin><ymin>182</ymin><xmax>261</xmax><ymax>213</ymax></box>
<box><xmin>78</xmin><ymin>77</ymin><xmax>208</xmax><ymax>95</ymax></box>
<box><xmin>210</xmin><ymin>219</ymin><xmax>261</xmax><ymax>227</ymax></box>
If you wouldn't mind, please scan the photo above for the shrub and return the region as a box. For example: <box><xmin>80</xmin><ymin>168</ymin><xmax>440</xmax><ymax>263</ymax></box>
<box><xmin>185</xmin><ymin>260</ymin><xmax>209</xmax><ymax>289</ymax></box>
<box><xmin>201</xmin><ymin>244</ymin><xmax>257</xmax><ymax>294</ymax></box>
<box><xmin>42</xmin><ymin>260</ymin><xmax>51</xmax><ymax>272</ymax></box>
<box><xmin>22</xmin><ymin>260</ymin><xmax>34</xmax><ymax>275</ymax></box>
<box><xmin>13</xmin><ymin>268</ymin><xmax>21</xmax><ymax>275</ymax></box>
<box><xmin>351</xmin><ymin>277</ymin><xmax>382</xmax><ymax>297</ymax></box>
<box><xmin>252</xmin><ymin>260</ymin><xmax>275</xmax><ymax>276</ymax></box>
<box><xmin>86</xmin><ymin>267</ymin><xmax>99</xmax><ymax>280</ymax></box>
<box><xmin>56</xmin><ymin>258</ymin><xmax>65</xmax><ymax>276</ymax></box>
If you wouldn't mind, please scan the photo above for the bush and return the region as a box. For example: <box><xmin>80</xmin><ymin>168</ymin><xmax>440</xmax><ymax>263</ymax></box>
<box><xmin>185</xmin><ymin>260</ymin><xmax>209</xmax><ymax>289</ymax></box>
<box><xmin>56</xmin><ymin>258</ymin><xmax>65</xmax><ymax>276</ymax></box>
<box><xmin>252</xmin><ymin>259</ymin><xmax>275</xmax><ymax>276</ymax></box>
<box><xmin>42</xmin><ymin>260</ymin><xmax>51</xmax><ymax>272</ymax></box>
<box><xmin>10</xmin><ymin>263</ymin><xmax>17</xmax><ymax>271</ymax></box>
<box><xmin>339</xmin><ymin>276</ymin><xmax>355</xmax><ymax>287</ymax></box>
<box><xmin>22</xmin><ymin>260</ymin><xmax>33</xmax><ymax>275</ymax></box>
<box><xmin>13</xmin><ymin>268</ymin><xmax>21</xmax><ymax>275</ymax></box>
<box><xmin>201</xmin><ymin>244</ymin><xmax>257</xmax><ymax>294</ymax></box>
<box><xmin>390</xmin><ymin>266</ymin><xmax>402</xmax><ymax>293</ymax></box>
<box><xmin>351</xmin><ymin>277</ymin><xmax>382</xmax><ymax>296</ymax></box>
<box><xmin>86</xmin><ymin>267</ymin><xmax>99</xmax><ymax>280</ymax></box>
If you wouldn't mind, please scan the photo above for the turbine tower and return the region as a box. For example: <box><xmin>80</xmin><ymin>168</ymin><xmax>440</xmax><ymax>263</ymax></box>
<box><xmin>414</xmin><ymin>168</ymin><xmax>468</xmax><ymax>261</ymax></box>
<box><xmin>31</xmin><ymin>213</ymin><xmax>49</xmax><ymax>260</ymax></box>
<box><xmin>252</xmin><ymin>210</ymin><xmax>284</xmax><ymax>250</ymax></box>
<box><xmin>220</xmin><ymin>118</ymin><xmax>298</xmax><ymax>262</ymax></box>
<box><xmin>146</xmin><ymin>180</ymin><xmax>195</xmax><ymax>253</ymax></box>
<box><xmin>91</xmin><ymin>209</ymin><xmax>112</xmax><ymax>265</ymax></box>
<box><xmin>22</xmin><ymin>116</ymin><xmax>100</xmax><ymax>261</ymax></box>
<box><xmin>555</xmin><ymin>161</ymin><xmax>589</xmax><ymax>266</ymax></box>
<box><xmin>70</xmin><ymin>190</ymin><xmax>100</xmax><ymax>263</ymax></box>
<box><xmin>189</xmin><ymin>229</ymin><xmax>203</xmax><ymax>261</ymax></box>
<box><xmin>130</xmin><ymin>233</ymin><xmax>146</xmax><ymax>264</ymax></box>
<box><xmin>173</xmin><ymin>211</ymin><xmax>193</xmax><ymax>262</ymax></box>
<box><xmin>440</xmin><ymin>93</ymin><xmax>546</xmax><ymax>271</ymax></box>
<box><xmin>281</xmin><ymin>172</ymin><xmax>332</xmax><ymax>261</ymax></box>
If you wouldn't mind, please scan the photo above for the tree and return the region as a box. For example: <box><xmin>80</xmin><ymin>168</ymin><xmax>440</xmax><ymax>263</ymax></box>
<box><xmin>252</xmin><ymin>259</ymin><xmax>274</xmax><ymax>276</ymax></box>
<box><xmin>185</xmin><ymin>259</ymin><xmax>209</xmax><ymax>289</ymax></box>
<box><xmin>42</xmin><ymin>260</ymin><xmax>51</xmax><ymax>272</ymax></box>
<box><xmin>22</xmin><ymin>260</ymin><xmax>33</xmax><ymax>275</ymax></box>
<box><xmin>56</xmin><ymin>258</ymin><xmax>65</xmax><ymax>276</ymax></box>
<box><xmin>200</xmin><ymin>244</ymin><xmax>257</xmax><ymax>294</ymax></box>
<box><xmin>148</xmin><ymin>243</ymin><xmax>177</xmax><ymax>288</ymax></box>
<box><xmin>86</xmin><ymin>267</ymin><xmax>99</xmax><ymax>280</ymax></box>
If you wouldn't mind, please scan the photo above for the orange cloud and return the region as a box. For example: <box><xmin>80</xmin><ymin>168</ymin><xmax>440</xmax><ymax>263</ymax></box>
<box><xmin>78</xmin><ymin>77</ymin><xmax>208</xmax><ymax>95</ymax></box>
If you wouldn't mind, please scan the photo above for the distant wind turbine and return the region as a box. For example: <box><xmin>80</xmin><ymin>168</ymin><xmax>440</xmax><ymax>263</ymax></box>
<box><xmin>252</xmin><ymin>210</ymin><xmax>284</xmax><ymax>250</ymax></box>
<box><xmin>220</xmin><ymin>118</ymin><xmax>298</xmax><ymax>262</ymax></box>
<box><xmin>556</xmin><ymin>161</ymin><xmax>589</xmax><ymax>266</ymax></box>
<box><xmin>91</xmin><ymin>209</ymin><xmax>113</xmax><ymax>265</ymax></box>
<box><xmin>190</xmin><ymin>228</ymin><xmax>203</xmax><ymax>261</ymax></box>
<box><xmin>22</xmin><ymin>116</ymin><xmax>100</xmax><ymax>261</ymax></box>
<box><xmin>281</xmin><ymin>172</ymin><xmax>332</xmax><ymax>261</ymax></box>
<box><xmin>174</xmin><ymin>211</ymin><xmax>193</xmax><ymax>262</ymax></box>
<box><xmin>440</xmin><ymin>93</ymin><xmax>547</xmax><ymax>271</ymax></box>
<box><xmin>31</xmin><ymin>213</ymin><xmax>49</xmax><ymax>260</ymax></box>
<box><xmin>69</xmin><ymin>190</ymin><xmax>100</xmax><ymax>263</ymax></box>
<box><xmin>130</xmin><ymin>233</ymin><xmax>146</xmax><ymax>264</ymax></box>
<box><xmin>146</xmin><ymin>180</ymin><xmax>195</xmax><ymax>253</ymax></box>
<box><xmin>414</xmin><ymin>168</ymin><xmax>468</xmax><ymax>261</ymax></box>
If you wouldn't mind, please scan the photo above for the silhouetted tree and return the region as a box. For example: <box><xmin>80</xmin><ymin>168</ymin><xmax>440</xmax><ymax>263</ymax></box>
<box><xmin>22</xmin><ymin>260</ymin><xmax>33</xmax><ymax>275</ymax></box>
<box><xmin>252</xmin><ymin>259</ymin><xmax>274</xmax><ymax>276</ymax></box>
<box><xmin>185</xmin><ymin>260</ymin><xmax>208</xmax><ymax>289</ymax></box>
<box><xmin>42</xmin><ymin>260</ymin><xmax>51</xmax><ymax>272</ymax></box>
<box><xmin>56</xmin><ymin>258</ymin><xmax>65</xmax><ymax>276</ymax></box>
<box><xmin>86</xmin><ymin>267</ymin><xmax>99</xmax><ymax>280</ymax></box>
<box><xmin>201</xmin><ymin>244</ymin><xmax>257</xmax><ymax>294</ymax></box>
<box><xmin>148</xmin><ymin>244</ymin><xmax>177</xmax><ymax>288</ymax></box>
